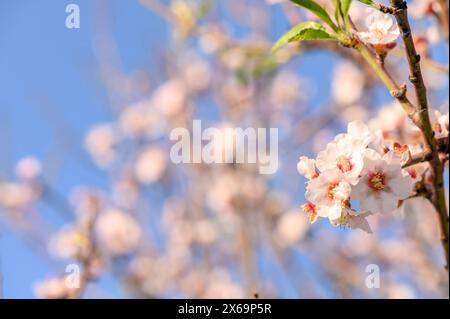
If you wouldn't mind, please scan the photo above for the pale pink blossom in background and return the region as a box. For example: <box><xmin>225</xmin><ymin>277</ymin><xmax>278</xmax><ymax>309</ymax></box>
<box><xmin>134</xmin><ymin>146</ymin><xmax>168</xmax><ymax>184</ymax></box>
<box><xmin>34</xmin><ymin>277</ymin><xmax>71</xmax><ymax>299</ymax></box>
<box><xmin>275</xmin><ymin>209</ymin><xmax>309</xmax><ymax>245</ymax></box>
<box><xmin>151</xmin><ymin>79</ymin><xmax>187</xmax><ymax>117</ymax></box>
<box><xmin>15</xmin><ymin>156</ymin><xmax>41</xmax><ymax>180</ymax></box>
<box><xmin>95</xmin><ymin>209</ymin><xmax>142</xmax><ymax>255</ymax></box>
<box><xmin>332</xmin><ymin>62</ymin><xmax>364</xmax><ymax>106</ymax></box>
<box><xmin>85</xmin><ymin>124</ymin><xmax>118</xmax><ymax>169</ymax></box>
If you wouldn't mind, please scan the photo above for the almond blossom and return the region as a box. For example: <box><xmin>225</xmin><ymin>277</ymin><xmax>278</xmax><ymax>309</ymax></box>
<box><xmin>351</xmin><ymin>149</ymin><xmax>413</xmax><ymax>214</ymax></box>
<box><xmin>306</xmin><ymin>168</ymin><xmax>352</xmax><ymax>221</ymax></box>
<box><xmin>357</xmin><ymin>10</ymin><xmax>400</xmax><ymax>49</ymax></box>
<box><xmin>315</xmin><ymin>134</ymin><xmax>365</xmax><ymax>185</ymax></box>
<box><xmin>298</xmin><ymin>120</ymin><xmax>417</xmax><ymax>233</ymax></box>
<box><xmin>297</xmin><ymin>156</ymin><xmax>318</xmax><ymax>180</ymax></box>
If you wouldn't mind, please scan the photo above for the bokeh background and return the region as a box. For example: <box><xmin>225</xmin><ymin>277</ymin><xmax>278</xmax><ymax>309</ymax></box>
<box><xmin>0</xmin><ymin>0</ymin><xmax>448</xmax><ymax>298</ymax></box>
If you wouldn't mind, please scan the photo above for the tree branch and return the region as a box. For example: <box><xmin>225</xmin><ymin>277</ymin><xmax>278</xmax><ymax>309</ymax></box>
<box><xmin>355</xmin><ymin>42</ymin><xmax>419</xmax><ymax>123</ymax></box>
<box><xmin>402</xmin><ymin>150</ymin><xmax>433</xmax><ymax>169</ymax></box>
<box><xmin>390</xmin><ymin>0</ymin><xmax>449</xmax><ymax>270</ymax></box>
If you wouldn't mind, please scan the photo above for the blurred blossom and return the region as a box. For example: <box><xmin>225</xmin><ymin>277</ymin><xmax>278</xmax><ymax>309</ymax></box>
<box><xmin>221</xmin><ymin>78</ymin><xmax>254</xmax><ymax>112</ymax></box>
<box><xmin>112</xmin><ymin>172</ymin><xmax>140</xmax><ymax>209</ymax></box>
<box><xmin>387</xmin><ymin>283</ymin><xmax>416</xmax><ymax>299</ymax></box>
<box><xmin>203</xmin><ymin>268</ymin><xmax>244</xmax><ymax>299</ymax></box>
<box><xmin>345</xmin><ymin>231</ymin><xmax>375</xmax><ymax>256</ymax></box>
<box><xmin>48</xmin><ymin>226</ymin><xmax>91</xmax><ymax>259</ymax></box>
<box><xmin>0</xmin><ymin>182</ymin><xmax>36</xmax><ymax>210</ymax></box>
<box><xmin>340</xmin><ymin>104</ymin><xmax>369</xmax><ymax>124</ymax></box>
<box><xmin>270</xmin><ymin>71</ymin><xmax>305</xmax><ymax>110</ymax></box>
<box><xmin>409</xmin><ymin>0</ymin><xmax>438</xmax><ymax>18</ymax></box>
<box><xmin>194</xmin><ymin>219</ymin><xmax>218</xmax><ymax>245</ymax></box>
<box><xmin>134</xmin><ymin>146</ymin><xmax>168</xmax><ymax>184</ymax></box>
<box><xmin>15</xmin><ymin>156</ymin><xmax>42</xmax><ymax>181</ymax></box>
<box><xmin>198</xmin><ymin>24</ymin><xmax>229</xmax><ymax>54</ymax></box>
<box><xmin>34</xmin><ymin>277</ymin><xmax>71</xmax><ymax>299</ymax></box>
<box><xmin>151</xmin><ymin>79</ymin><xmax>187</xmax><ymax>117</ymax></box>
<box><xmin>426</xmin><ymin>25</ymin><xmax>442</xmax><ymax>44</ymax></box>
<box><xmin>119</xmin><ymin>103</ymin><xmax>151</xmax><ymax>138</ymax></box>
<box><xmin>70</xmin><ymin>187</ymin><xmax>103</xmax><ymax>225</ymax></box>
<box><xmin>371</xmin><ymin>102</ymin><xmax>406</xmax><ymax>131</ymax></box>
<box><xmin>332</xmin><ymin>62</ymin><xmax>364</xmax><ymax>106</ymax></box>
<box><xmin>84</xmin><ymin>124</ymin><xmax>118</xmax><ymax>169</ymax></box>
<box><xmin>95</xmin><ymin>209</ymin><xmax>142</xmax><ymax>255</ymax></box>
<box><xmin>275</xmin><ymin>209</ymin><xmax>309</xmax><ymax>246</ymax></box>
<box><xmin>170</xmin><ymin>0</ymin><xmax>196</xmax><ymax>38</ymax></box>
<box><xmin>179</xmin><ymin>53</ymin><xmax>211</xmax><ymax>93</ymax></box>
<box><xmin>220</xmin><ymin>47</ymin><xmax>247</xmax><ymax>71</ymax></box>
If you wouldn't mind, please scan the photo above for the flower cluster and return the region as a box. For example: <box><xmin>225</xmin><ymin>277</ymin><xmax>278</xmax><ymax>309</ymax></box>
<box><xmin>298</xmin><ymin>121</ymin><xmax>415</xmax><ymax>233</ymax></box>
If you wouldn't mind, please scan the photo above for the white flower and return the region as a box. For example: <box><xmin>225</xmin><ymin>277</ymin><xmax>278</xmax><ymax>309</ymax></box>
<box><xmin>95</xmin><ymin>209</ymin><xmax>142</xmax><ymax>255</ymax></box>
<box><xmin>306</xmin><ymin>168</ymin><xmax>351</xmax><ymax>220</ymax></box>
<box><xmin>297</xmin><ymin>156</ymin><xmax>318</xmax><ymax>180</ymax></box>
<box><xmin>358</xmin><ymin>10</ymin><xmax>400</xmax><ymax>46</ymax></box>
<box><xmin>316</xmin><ymin>134</ymin><xmax>364</xmax><ymax>185</ymax></box>
<box><xmin>347</xmin><ymin>121</ymin><xmax>385</xmax><ymax>153</ymax></box>
<box><xmin>352</xmin><ymin>150</ymin><xmax>413</xmax><ymax>214</ymax></box>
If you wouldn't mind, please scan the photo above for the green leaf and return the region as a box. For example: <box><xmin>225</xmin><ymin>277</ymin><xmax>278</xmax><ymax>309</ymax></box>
<box><xmin>334</xmin><ymin>0</ymin><xmax>343</xmax><ymax>27</ymax></box>
<box><xmin>290</xmin><ymin>0</ymin><xmax>339</xmax><ymax>32</ymax></box>
<box><xmin>341</xmin><ymin>0</ymin><xmax>353</xmax><ymax>18</ymax></box>
<box><xmin>357</xmin><ymin>0</ymin><xmax>374</xmax><ymax>5</ymax></box>
<box><xmin>272</xmin><ymin>21</ymin><xmax>336</xmax><ymax>52</ymax></box>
